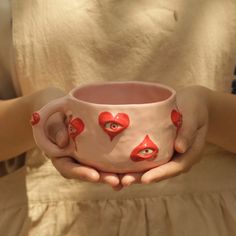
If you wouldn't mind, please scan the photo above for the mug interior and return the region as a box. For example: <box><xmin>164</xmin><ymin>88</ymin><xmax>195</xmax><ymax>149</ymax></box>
<box><xmin>72</xmin><ymin>82</ymin><xmax>173</xmax><ymax>105</ymax></box>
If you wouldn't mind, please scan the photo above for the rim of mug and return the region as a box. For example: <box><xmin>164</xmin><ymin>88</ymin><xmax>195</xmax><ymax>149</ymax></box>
<box><xmin>69</xmin><ymin>81</ymin><xmax>176</xmax><ymax>107</ymax></box>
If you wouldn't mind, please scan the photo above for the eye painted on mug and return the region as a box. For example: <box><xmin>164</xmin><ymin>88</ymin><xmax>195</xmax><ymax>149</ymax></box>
<box><xmin>138</xmin><ymin>148</ymin><xmax>155</xmax><ymax>157</ymax></box>
<box><xmin>69</xmin><ymin>125</ymin><xmax>77</xmax><ymax>135</ymax></box>
<box><xmin>68</xmin><ymin>117</ymin><xmax>85</xmax><ymax>140</ymax></box>
<box><xmin>99</xmin><ymin>112</ymin><xmax>130</xmax><ymax>141</ymax></box>
<box><xmin>104</xmin><ymin>122</ymin><xmax>123</xmax><ymax>132</ymax></box>
<box><xmin>130</xmin><ymin>135</ymin><xmax>159</xmax><ymax>162</ymax></box>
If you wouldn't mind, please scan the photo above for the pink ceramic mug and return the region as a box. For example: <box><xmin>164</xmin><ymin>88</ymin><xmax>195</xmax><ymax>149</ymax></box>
<box><xmin>31</xmin><ymin>81</ymin><xmax>182</xmax><ymax>173</ymax></box>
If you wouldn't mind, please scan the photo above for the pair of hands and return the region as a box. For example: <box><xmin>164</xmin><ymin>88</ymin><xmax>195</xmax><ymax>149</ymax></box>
<box><xmin>44</xmin><ymin>86</ymin><xmax>209</xmax><ymax>191</ymax></box>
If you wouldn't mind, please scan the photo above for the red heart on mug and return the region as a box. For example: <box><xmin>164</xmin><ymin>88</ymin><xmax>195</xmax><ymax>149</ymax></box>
<box><xmin>98</xmin><ymin>112</ymin><xmax>130</xmax><ymax>141</ymax></box>
<box><xmin>68</xmin><ymin>117</ymin><xmax>85</xmax><ymax>140</ymax></box>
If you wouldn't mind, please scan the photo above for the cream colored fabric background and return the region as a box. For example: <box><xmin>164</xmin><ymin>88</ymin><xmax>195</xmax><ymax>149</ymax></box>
<box><xmin>1</xmin><ymin>0</ymin><xmax>236</xmax><ymax>235</ymax></box>
<box><xmin>12</xmin><ymin>0</ymin><xmax>236</xmax><ymax>94</ymax></box>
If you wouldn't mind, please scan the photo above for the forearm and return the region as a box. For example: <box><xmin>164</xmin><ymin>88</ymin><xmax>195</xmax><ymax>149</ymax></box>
<box><xmin>207</xmin><ymin>89</ymin><xmax>236</xmax><ymax>153</ymax></box>
<box><xmin>0</xmin><ymin>88</ymin><xmax>66</xmax><ymax>161</ymax></box>
<box><xmin>0</xmin><ymin>95</ymin><xmax>35</xmax><ymax>160</ymax></box>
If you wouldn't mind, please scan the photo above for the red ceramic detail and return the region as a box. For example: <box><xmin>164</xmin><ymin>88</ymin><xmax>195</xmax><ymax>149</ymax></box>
<box><xmin>171</xmin><ymin>109</ymin><xmax>182</xmax><ymax>129</ymax></box>
<box><xmin>68</xmin><ymin>117</ymin><xmax>85</xmax><ymax>152</ymax></box>
<box><xmin>98</xmin><ymin>112</ymin><xmax>130</xmax><ymax>141</ymax></box>
<box><xmin>30</xmin><ymin>112</ymin><xmax>40</xmax><ymax>126</ymax></box>
<box><xmin>68</xmin><ymin>117</ymin><xmax>85</xmax><ymax>140</ymax></box>
<box><xmin>130</xmin><ymin>135</ymin><xmax>159</xmax><ymax>162</ymax></box>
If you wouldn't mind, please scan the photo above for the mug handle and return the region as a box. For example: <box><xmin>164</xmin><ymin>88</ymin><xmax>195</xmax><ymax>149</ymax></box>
<box><xmin>31</xmin><ymin>96</ymin><xmax>74</xmax><ymax>157</ymax></box>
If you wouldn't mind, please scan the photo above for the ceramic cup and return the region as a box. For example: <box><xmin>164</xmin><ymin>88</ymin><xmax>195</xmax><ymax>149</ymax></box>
<box><xmin>31</xmin><ymin>81</ymin><xmax>182</xmax><ymax>173</ymax></box>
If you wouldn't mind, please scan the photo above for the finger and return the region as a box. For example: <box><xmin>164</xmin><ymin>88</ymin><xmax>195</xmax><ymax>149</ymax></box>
<box><xmin>51</xmin><ymin>156</ymin><xmax>100</xmax><ymax>182</ymax></box>
<box><xmin>174</xmin><ymin>122</ymin><xmax>197</xmax><ymax>153</ymax></box>
<box><xmin>100</xmin><ymin>172</ymin><xmax>120</xmax><ymax>187</ymax></box>
<box><xmin>142</xmin><ymin>125</ymin><xmax>207</xmax><ymax>184</ymax></box>
<box><xmin>112</xmin><ymin>184</ymin><xmax>124</xmax><ymax>191</ymax></box>
<box><xmin>121</xmin><ymin>173</ymin><xmax>142</xmax><ymax>187</ymax></box>
<box><xmin>46</xmin><ymin>112</ymin><xmax>69</xmax><ymax>148</ymax></box>
<box><xmin>141</xmin><ymin>155</ymin><xmax>186</xmax><ymax>184</ymax></box>
<box><xmin>55</xmin><ymin>128</ymin><xmax>69</xmax><ymax>148</ymax></box>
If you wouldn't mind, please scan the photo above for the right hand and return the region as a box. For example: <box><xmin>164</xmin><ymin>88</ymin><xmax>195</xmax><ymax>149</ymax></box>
<box><xmin>35</xmin><ymin>87</ymin><xmax>123</xmax><ymax>190</ymax></box>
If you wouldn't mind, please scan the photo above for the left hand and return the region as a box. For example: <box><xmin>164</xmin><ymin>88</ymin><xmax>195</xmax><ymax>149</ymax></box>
<box><xmin>120</xmin><ymin>86</ymin><xmax>210</xmax><ymax>186</ymax></box>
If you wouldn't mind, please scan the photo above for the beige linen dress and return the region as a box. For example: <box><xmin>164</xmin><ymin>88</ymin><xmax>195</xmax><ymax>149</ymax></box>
<box><xmin>1</xmin><ymin>0</ymin><xmax>236</xmax><ymax>235</ymax></box>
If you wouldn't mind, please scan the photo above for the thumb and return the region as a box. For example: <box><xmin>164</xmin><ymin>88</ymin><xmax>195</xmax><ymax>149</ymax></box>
<box><xmin>55</xmin><ymin>128</ymin><xmax>69</xmax><ymax>148</ymax></box>
<box><xmin>174</xmin><ymin>125</ymin><xmax>196</xmax><ymax>153</ymax></box>
<box><xmin>46</xmin><ymin>112</ymin><xmax>69</xmax><ymax>148</ymax></box>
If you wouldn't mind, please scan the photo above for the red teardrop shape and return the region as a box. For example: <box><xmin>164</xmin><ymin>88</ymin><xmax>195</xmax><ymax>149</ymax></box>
<box><xmin>30</xmin><ymin>112</ymin><xmax>40</xmax><ymax>126</ymax></box>
<box><xmin>171</xmin><ymin>109</ymin><xmax>182</xmax><ymax>129</ymax></box>
<box><xmin>130</xmin><ymin>135</ymin><xmax>159</xmax><ymax>162</ymax></box>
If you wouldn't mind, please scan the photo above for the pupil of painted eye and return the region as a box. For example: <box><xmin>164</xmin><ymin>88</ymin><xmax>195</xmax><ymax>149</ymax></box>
<box><xmin>111</xmin><ymin>123</ymin><xmax>118</xmax><ymax>129</ymax></box>
<box><xmin>105</xmin><ymin>122</ymin><xmax>121</xmax><ymax>130</ymax></box>
<box><xmin>140</xmin><ymin>148</ymin><xmax>154</xmax><ymax>155</ymax></box>
<box><xmin>70</xmin><ymin>127</ymin><xmax>76</xmax><ymax>132</ymax></box>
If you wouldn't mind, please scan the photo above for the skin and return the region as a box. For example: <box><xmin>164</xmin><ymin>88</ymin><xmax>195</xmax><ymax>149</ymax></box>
<box><xmin>1</xmin><ymin>1</ymin><xmax>236</xmax><ymax>191</ymax></box>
